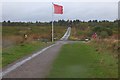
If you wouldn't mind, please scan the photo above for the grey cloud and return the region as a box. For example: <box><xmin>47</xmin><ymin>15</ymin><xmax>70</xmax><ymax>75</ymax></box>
<box><xmin>2</xmin><ymin>2</ymin><xmax>118</xmax><ymax>22</ymax></box>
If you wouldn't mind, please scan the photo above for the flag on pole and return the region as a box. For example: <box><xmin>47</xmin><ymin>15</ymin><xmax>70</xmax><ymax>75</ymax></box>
<box><xmin>51</xmin><ymin>3</ymin><xmax>63</xmax><ymax>42</ymax></box>
<box><xmin>53</xmin><ymin>4</ymin><xmax>63</xmax><ymax>14</ymax></box>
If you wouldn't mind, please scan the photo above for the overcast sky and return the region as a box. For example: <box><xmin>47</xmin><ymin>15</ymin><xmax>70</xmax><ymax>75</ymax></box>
<box><xmin>1</xmin><ymin>0</ymin><xmax>119</xmax><ymax>22</ymax></box>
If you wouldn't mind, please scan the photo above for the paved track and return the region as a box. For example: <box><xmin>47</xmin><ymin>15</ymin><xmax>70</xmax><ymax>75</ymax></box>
<box><xmin>2</xmin><ymin>27</ymin><xmax>71</xmax><ymax>78</ymax></box>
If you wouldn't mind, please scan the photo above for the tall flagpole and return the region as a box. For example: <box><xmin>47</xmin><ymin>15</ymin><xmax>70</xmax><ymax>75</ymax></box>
<box><xmin>52</xmin><ymin>2</ymin><xmax>54</xmax><ymax>42</ymax></box>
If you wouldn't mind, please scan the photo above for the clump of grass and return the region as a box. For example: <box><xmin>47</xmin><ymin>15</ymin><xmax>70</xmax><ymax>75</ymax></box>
<box><xmin>89</xmin><ymin>39</ymin><xmax>119</xmax><ymax>58</ymax></box>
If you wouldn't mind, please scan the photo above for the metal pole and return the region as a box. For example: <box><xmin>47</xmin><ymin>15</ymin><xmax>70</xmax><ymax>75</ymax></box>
<box><xmin>52</xmin><ymin>2</ymin><xmax>54</xmax><ymax>42</ymax></box>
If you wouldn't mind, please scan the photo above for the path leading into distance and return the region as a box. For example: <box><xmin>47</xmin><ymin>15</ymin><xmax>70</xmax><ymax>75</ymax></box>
<box><xmin>2</xmin><ymin>27</ymin><xmax>71</xmax><ymax>78</ymax></box>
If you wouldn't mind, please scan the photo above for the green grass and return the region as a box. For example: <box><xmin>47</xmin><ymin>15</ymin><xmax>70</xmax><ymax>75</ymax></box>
<box><xmin>2</xmin><ymin>26</ymin><xmax>50</xmax><ymax>35</ymax></box>
<box><xmin>3</xmin><ymin>26</ymin><xmax>66</xmax><ymax>39</ymax></box>
<box><xmin>2</xmin><ymin>41</ymin><xmax>53</xmax><ymax>67</ymax></box>
<box><xmin>2</xmin><ymin>25</ymin><xmax>66</xmax><ymax>68</ymax></box>
<box><xmin>48</xmin><ymin>43</ymin><xmax>118</xmax><ymax>78</ymax></box>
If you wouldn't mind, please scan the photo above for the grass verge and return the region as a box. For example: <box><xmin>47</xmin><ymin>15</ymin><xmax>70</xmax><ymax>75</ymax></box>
<box><xmin>2</xmin><ymin>41</ymin><xmax>53</xmax><ymax>67</ymax></box>
<box><xmin>48</xmin><ymin>42</ymin><xmax>118</xmax><ymax>78</ymax></box>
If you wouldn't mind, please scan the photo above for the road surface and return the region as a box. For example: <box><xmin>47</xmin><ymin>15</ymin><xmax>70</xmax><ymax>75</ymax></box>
<box><xmin>60</xmin><ymin>27</ymin><xmax>71</xmax><ymax>40</ymax></box>
<box><xmin>1</xmin><ymin>27</ymin><xmax>71</xmax><ymax>78</ymax></box>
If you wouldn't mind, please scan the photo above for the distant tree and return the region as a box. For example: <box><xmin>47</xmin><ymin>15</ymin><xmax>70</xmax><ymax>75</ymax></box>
<box><xmin>3</xmin><ymin>21</ymin><xmax>6</xmax><ymax>23</ymax></box>
<box><xmin>93</xmin><ymin>20</ymin><xmax>98</xmax><ymax>23</ymax></box>
<box><xmin>76</xmin><ymin>19</ymin><xmax>80</xmax><ymax>23</ymax></box>
<box><xmin>88</xmin><ymin>20</ymin><xmax>92</xmax><ymax>23</ymax></box>
<box><xmin>36</xmin><ymin>21</ymin><xmax>38</xmax><ymax>23</ymax></box>
<box><xmin>7</xmin><ymin>20</ymin><xmax>11</xmax><ymax>23</ymax></box>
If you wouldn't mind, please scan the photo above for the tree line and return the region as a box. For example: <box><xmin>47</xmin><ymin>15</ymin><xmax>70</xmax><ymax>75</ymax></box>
<box><xmin>2</xmin><ymin>19</ymin><xmax>119</xmax><ymax>27</ymax></box>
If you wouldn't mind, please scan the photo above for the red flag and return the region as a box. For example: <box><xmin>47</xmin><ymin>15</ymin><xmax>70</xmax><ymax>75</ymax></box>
<box><xmin>53</xmin><ymin>4</ymin><xmax>63</xmax><ymax>14</ymax></box>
